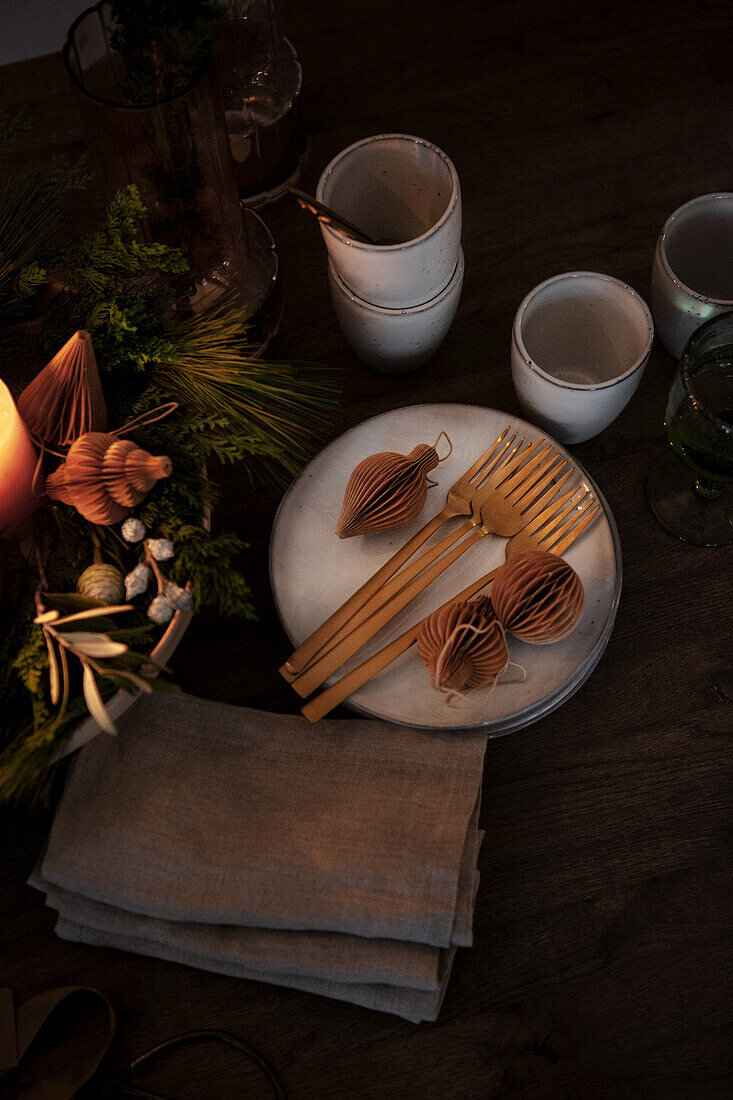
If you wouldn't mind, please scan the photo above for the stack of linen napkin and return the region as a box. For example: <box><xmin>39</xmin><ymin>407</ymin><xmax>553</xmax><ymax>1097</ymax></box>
<box><xmin>30</xmin><ymin>692</ymin><xmax>486</xmax><ymax>1023</ymax></box>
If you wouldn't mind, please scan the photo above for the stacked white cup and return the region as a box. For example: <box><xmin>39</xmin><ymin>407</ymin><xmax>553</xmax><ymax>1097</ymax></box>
<box><xmin>316</xmin><ymin>134</ymin><xmax>464</xmax><ymax>374</ymax></box>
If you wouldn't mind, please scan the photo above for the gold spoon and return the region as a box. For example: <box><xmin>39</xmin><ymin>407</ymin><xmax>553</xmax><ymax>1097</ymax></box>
<box><xmin>288</xmin><ymin>185</ymin><xmax>402</xmax><ymax>246</ymax></box>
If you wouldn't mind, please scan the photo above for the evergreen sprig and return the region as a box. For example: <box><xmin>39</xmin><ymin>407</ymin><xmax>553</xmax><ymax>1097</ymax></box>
<box><xmin>0</xmin><ymin>116</ymin><xmax>90</xmax><ymax>332</ymax></box>
<box><xmin>162</xmin><ymin>293</ymin><xmax>337</xmax><ymax>481</ymax></box>
<box><xmin>54</xmin><ymin>185</ymin><xmax>188</xmax><ymax>294</ymax></box>
<box><xmin>0</xmin><ymin>116</ymin><xmax>338</xmax><ymax>804</ymax></box>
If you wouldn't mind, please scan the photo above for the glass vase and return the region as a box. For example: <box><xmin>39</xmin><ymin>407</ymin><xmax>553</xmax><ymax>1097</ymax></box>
<box><xmin>63</xmin><ymin>1</ymin><xmax>280</xmax><ymax>341</ymax></box>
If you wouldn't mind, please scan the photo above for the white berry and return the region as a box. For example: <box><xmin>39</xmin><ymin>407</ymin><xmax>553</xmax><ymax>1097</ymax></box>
<box><xmin>121</xmin><ymin>518</ymin><xmax>146</xmax><ymax>543</ymax></box>
<box><xmin>165</xmin><ymin>582</ymin><xmax>193</xmax><ymax>611</ymax></box>
<box><xmin>147</xmin><ymin>538</ymin><xmax>174</xmax><ymax>561</ymax></box>
<box><xmin>147</xmin><ymin>595</ymin><xmax>174</xmax><ymax>624</ymax></box>
<box><xmin>124</xmin><ymin>563</ymin><xmax>150</xmax><ymax>599</ymax></box>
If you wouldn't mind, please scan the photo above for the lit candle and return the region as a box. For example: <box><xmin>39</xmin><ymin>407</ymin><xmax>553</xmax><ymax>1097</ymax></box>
<box><xmin>0</xmin><ymin>378</ymin><xmax>40</xmax><ymax>533</ymax></box>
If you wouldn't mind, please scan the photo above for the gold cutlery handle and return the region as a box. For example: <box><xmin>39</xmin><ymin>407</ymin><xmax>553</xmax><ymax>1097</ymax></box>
<box><xmin>290</xmin><ymin>526</ymin><xmax>485</xmax><ymax>699</ymax></box>
<box><xmin>289</xmin><ymin>519</ymin><xmax>473</xmax><ymax>679</ymax></box>
<box><xmin>279</xmin><ymin>510</ymin><xmax>449</xmax><ymax>681</ymax></box>
<box><xmin>301</xmin><ymin>567</ymin><xmax>501</xmax><ymax>722</ymax></box>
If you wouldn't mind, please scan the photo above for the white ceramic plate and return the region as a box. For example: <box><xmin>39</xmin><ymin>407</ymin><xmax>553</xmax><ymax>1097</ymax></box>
<box><xmin>270</xmin><ymin>404</ymin><xmax>622</xmax><ymax>734</ymax></box>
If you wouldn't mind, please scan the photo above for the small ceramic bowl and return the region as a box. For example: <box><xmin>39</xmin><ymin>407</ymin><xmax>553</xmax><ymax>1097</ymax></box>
<box><xmin>328</xmin><ymin>248</ymin><xmax>465</xmax><ymax>374</ymax></box>
<box><xmin>317</xmin><ymin>133</ymin><xmax>461</xmax><ymax>309</ymax></box>
<box><xmin>511</xmin><ymin>271</ymin><xmax>654</xmax><ymax>445</ymax></box>
<box><xmin>650</xmin><ymin>192</ymin><xmax>733</xmax><ymax>359</ymax></box>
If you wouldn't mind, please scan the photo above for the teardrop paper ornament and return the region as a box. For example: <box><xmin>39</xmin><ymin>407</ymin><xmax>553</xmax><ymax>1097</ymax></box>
<box><xmin>17</xmin><ymin>330</ymin><xmax>108</xmax><ymax>446</ymax></box>
<box><xmin>491</xmin><ymin>550</ymin><xmax>584</xmax><ymax>644</ymax></box>
<box><xmin>45</xmin><ymin>431</ymin><xmax>172</xmax><ymax>525</ymax></box>
<box><xmin>336</xmin><ymin>433</ymin><xmax>452</xmax><ymax>539</ymax></box>
<box><xmin>417</xmin><ymin>595</ymin><xmax>508</xmax><ymax>696</ymax></box>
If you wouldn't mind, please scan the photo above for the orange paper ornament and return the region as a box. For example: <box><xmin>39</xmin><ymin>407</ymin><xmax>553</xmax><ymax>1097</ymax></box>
<box><xmin>417</xmin><ymin>595</ymin><xmax>508</xmax><ymax>696</ymax></box>
<box><xmin>336</xmin><ymin>433</ymin><xmax>451</xmax><ymax>538</ymax></box>
<box><xmin>45</xmin><ymin>432</ymin><xmax>172</xmax><ymax>525</ymax></box>
<box><xmin>491</xmin><ymin>550</ymin><xmax>584</xmax><ymax>644</ymax></box>
<box><xmin>17</xmin><ymin>330</ymin><xmax>108</xmax><ymax>446</ymax></box>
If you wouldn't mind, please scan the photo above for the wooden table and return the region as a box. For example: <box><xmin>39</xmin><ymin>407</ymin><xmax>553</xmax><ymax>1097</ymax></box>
<box><xmin>2</xmin><ymin>1</ymin><xmax>731</xmax><ymax>1096</ymax></box>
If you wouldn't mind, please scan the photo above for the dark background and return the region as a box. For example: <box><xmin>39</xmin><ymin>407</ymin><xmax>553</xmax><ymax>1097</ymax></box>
<box><xmin>2</xmin><ymin>1</ymin><xmax>732</xmax><ymax>1096</ymax></box>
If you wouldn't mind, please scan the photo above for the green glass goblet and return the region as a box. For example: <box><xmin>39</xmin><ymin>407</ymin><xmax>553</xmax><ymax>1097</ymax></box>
<box><xmin>648</xmin><ymin>311</ymin><xmax>733</xmax><ymax>546</ymax></box>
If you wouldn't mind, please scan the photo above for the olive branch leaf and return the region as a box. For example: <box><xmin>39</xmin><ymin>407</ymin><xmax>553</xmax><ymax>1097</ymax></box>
<box><xmin>34</xmin><ymin>603</ymin><xmax>155</xmax><ymax>736</ymax></box>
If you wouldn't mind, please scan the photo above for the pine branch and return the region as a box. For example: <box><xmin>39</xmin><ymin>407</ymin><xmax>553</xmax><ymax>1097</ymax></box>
<box><xmin>160</xmin><ymin>293</ymin><xmax>338</xmax><ymax>480</ymax></box>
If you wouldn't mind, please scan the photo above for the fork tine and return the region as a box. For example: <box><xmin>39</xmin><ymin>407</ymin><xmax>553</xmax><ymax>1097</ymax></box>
<box><xmin>468</xmin><ymin>439</ymin><xmax>533</xmax><ymax>503</ymax></box>
<box><xmin>462</xmin><ymin>427</ymin><xmax>514</xmax><ymax>486</ymax></box>
<box><xmin>550</xmin><ymin>503</ymin><xmax>601</xmax><ymax>556</ymax></box>
<box><xmin>538</xmin><ymin>498</ymin><xmax>599</xmax><ymax>554</ymax></box>
<box><xmin>470</xmin><ymin>431</ymin><xmax>528</xmax><ymax>490</ymax></box>
<box><xmin>515</xmin><ymin>467</ymin><xmax>573</xmax><ymax>522</ymax></box>
<box><xmin>535</xmin><ymin>488</ymin><xmax>591</xmax><ymax>535</ymax></box>
<box><xmin>494</xmin><ymin>442</ymin><xmax>555</xmax><ymax>496</ymax></box>
<box><xmin>517</xmin><ymin>486</ymin><xmax>582</xmax><ymax>539</ymax></box>
<box><xmin>507</xmin><ymin>455</ymin><xmax>569</xmax><ymax>507</ymax></box>
<box><xmin>481</xmin><ymin>435</ymin><xmax>539</xmax><ymax>489</ymax></box>
<box><xmin>467</xmin><ymin>441</ymin><xmax>563</xmax><ymax>517</ymax></box>
<box><xmin>534</xmin><ymin>490</ymin><xmax>594</xmax><ymax>541</ymax></box>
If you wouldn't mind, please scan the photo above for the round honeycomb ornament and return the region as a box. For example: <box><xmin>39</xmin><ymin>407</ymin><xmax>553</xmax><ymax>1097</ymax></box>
<box><xmin>491</xmin><ymin>550</ymin><xmax>584</xmax><ymax>644</ymax></box>
<box><xmin>417</xmin><ymin>594</ymin><xmax>508</xmax><ymax>696</ymax></box>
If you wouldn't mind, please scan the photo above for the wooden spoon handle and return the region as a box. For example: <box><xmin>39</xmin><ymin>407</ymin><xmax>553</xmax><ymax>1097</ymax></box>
<box><xmin>280</xmin><ymin>510</ymin><xmax>449</xmax><ymax>681</ymax></box>
<box><xmin>301</xmin><ymin>566</ymin><xmax>502</xmax><ymax>722</ymax></box>
<box><xmin>290</xmin><ymin>526</ymin><xmax>485</xmax><ymax>699</ymax></box>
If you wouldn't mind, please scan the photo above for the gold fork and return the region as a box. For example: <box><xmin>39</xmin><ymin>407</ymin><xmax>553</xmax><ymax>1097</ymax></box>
<box><xmin>288</xmin><ymin>443</ymin><xmax>572</xmax><ymax>699</ymax></box>
<box><xmin>300</xmin><ymin>488</ymin><xmax>600</xmax><ymax>722</ymax></box>
<box><xmin>280</xmin><ymin>426</ymin><xmax>525</xmax><ymax>682</ymax></box>
<box><xmin>287</xmin><ymin>441</ymin><xmax>570</xmax><ymax>688</ymax></box>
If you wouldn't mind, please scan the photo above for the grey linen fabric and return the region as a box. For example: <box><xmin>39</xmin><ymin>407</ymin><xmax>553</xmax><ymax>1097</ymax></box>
<box><xmin>30</xmin><ymin>692</ymin><xmax>486</xmax><ymax>1023</ymax></box>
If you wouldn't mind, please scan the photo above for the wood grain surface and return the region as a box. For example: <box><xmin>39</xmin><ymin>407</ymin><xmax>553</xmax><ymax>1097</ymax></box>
<box><xmin>1</xmin><ymin>1</ymin><xmax>731</xmax><ymax>1096</ymax></box>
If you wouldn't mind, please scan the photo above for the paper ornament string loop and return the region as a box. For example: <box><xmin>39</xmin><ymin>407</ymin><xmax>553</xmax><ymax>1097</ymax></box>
<box><xmin>417</xmin><ymin>595</ymin><xmax>509</xmax><ymax>702</ymax></box>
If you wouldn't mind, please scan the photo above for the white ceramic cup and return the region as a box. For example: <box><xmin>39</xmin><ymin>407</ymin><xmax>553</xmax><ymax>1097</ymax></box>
<box><xmin>328</xmin><ymin>248</ymin><xmax>464</xmax><ymax>374</ymax></box>
<box><xmin>650</xmin><ymin>192</ymin><xmax>733</xmax><ymax>360</ymax></box>
<box><xmin>316</xmin><ymin>133</ymin><xmax>461</xmax><ymax>309</ymax></box>
<box><xmin>511</xmin><ymin>271</ymin><xmax>654</xmax><ymax>445</ymax></box>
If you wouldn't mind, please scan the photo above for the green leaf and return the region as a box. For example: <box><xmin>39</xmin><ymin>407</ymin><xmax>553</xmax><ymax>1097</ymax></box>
<box><xmin>107</xmin><ymin>625</ymin><xmax>156</xmax><ymax>643</ymax></box>
<box><xmin>44</xmin><ymin>635</ymin><xmax>60</xmax><ymax>706</ymax></box>
<box><xmin>53</xmin><ymin>604</ymin><xmax>133</xmax><ymax>626</ymax></box>
<box><xmin>44</xmin><ymin>593</ymin><xmax>107</xmax><ymax>613</ymax></box>
<box><xmin>147</xmin><ymin>676</ymin><xmax>182</xmax><ymax>694</ymax></box>
<box><xmin>82</xmin><ymin>663</ymin><xmax>117</xmax><ymax>735</ymax></box>
<box><xmin>60</xmin><ymin>632</ymin><xmax>129</xmax><ymax>658</ymax></box>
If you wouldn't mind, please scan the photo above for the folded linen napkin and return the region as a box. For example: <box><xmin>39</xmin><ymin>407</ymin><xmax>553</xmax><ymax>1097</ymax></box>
<box><xmin>30</xmin><ymin>692</ymin><xmax>486</xmax><ymax>1022</ymax></box>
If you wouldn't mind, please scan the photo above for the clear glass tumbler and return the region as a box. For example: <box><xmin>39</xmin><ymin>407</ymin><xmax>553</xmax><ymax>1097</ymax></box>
<box><xmin>214</xmin><ymin>0</ymin><xmax>306</xmax><ymax>206</ymax></box>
